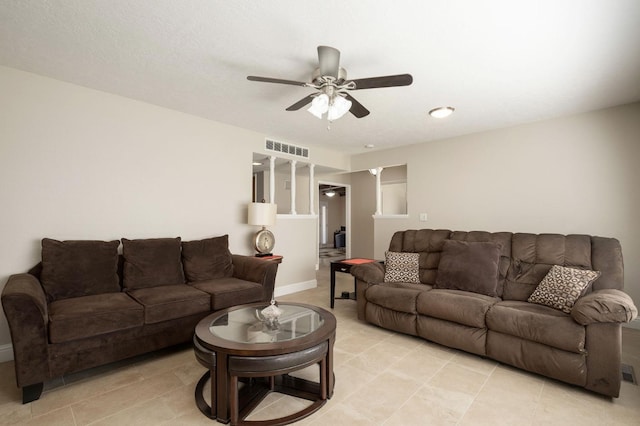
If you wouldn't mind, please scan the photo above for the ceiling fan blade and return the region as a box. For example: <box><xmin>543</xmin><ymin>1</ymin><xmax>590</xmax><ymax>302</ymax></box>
<box><xmin>247</xmin><ymin>76</ymin><xmax>308</xmax><ymax>87</ymax></box>
<box><xmin>318</xmin><ymin>46</ymin><xmax>340</xmax><ymax>78</ymax></box>
<box><xmin>286</xmin><ymin>94</ymin><xmax>315</xmax><ymax>111</ymax></box>
<box><xmin>349</xmin><ymin>74</ymin><xmax>413</xmax><ymax>90</ymax></box>
<box><xmin>344</xmin><ymin>94</ymin><xmax>370</xmax><ymax>118</ymax></box>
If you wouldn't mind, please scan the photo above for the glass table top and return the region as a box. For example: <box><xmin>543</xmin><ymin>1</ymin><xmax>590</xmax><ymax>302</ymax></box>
<box><xmin>209</xmin><ymin>304</ymin><xmax>324</xmax><ymax>344</ymax></box>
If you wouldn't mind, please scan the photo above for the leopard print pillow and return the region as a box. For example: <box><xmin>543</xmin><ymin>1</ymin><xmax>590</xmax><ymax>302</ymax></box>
<box><xmin>528</xmin><ymin>265</ymin><xmax>600</xmax><ymax>313</ymax></box>
<box><xmin>384</xmin><ymin>251</ymin><xmax>421</xmax><ymax>284</ymax></box>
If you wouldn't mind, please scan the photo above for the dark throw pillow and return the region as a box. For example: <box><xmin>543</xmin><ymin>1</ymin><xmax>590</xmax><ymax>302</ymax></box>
<box><xmin>435</xmin><ymin>240</ymin><xmax>501</xmax><ymax>297</ymax></box>
<box><xmin>122</xmin><ymin>237</ymin><xmax>185</xmax><ymax>290</ymax></box>
<box><xmin>40</xmin><ymin>238</ymin><xmax>120</xmax><ymax>302</ymax></box>
<box><xmin>182</xmin><ymin>235</ymin><xmax>234</xmax><ymax>282</ymax></box>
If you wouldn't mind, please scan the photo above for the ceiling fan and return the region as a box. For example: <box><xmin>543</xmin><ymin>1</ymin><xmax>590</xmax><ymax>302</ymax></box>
<box><xmin>247</xmin><ymin>46</ymin><xmax>413</xmax><ymax>121</ymax></box>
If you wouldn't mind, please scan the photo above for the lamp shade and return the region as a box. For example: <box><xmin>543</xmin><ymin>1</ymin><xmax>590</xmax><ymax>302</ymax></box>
<box><xmin>248</xmin><ymin>202</ymin><xmax>277</xmax><ymax>226</ymax></box>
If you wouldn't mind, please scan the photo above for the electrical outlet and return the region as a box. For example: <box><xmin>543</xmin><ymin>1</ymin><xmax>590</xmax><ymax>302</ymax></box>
<box><xmin>419</xmin><ymin>213</ymin><xmax>428</xmax><ymax>221</ymax></box>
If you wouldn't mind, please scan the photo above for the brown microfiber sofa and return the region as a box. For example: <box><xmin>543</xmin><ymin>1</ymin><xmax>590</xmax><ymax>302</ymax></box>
<box><xmin>351</xmin><ymin>229</ymin><xmax>637</xmax><ymax>397</ymax></box>
<box><xmin>1</xmin><ymin>235</ymin><xmax>278</xmax><ymax>403</ymax></box>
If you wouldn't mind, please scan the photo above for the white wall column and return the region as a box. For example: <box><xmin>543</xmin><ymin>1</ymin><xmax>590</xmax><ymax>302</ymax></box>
<box><xmin>374</xmin><ymin>167</ymin><xmax>383</xmax><ymax>215</ymax></box>
<box><xmin>269</xmin><ymin>156</ymin><xmax>276</xmax><ymax>203</ymax></box>
<box><xmin>289</xmin><ymin>160</ymin><xmax>297</xmax><ymax>214</ymax></box>
<box><xmin>308</xmin><ymin>163</ymin><xmax>315</xmax><ymax>215</ymax></box>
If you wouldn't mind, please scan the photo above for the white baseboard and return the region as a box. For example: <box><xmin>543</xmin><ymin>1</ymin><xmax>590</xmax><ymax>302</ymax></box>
<box><xmin>623</xmin><ymin>318</ymin><xmax>640</xmax><ymax>330</ymax></box>
<box><xmin>0</xmin><ymin>343</ymin><xmax>13</xmax><ymax>362</ymax></box>
<box><xmin>274</xmin><ymin>279</ymin><xmax>317</xmax><ymax>297</ymax></box>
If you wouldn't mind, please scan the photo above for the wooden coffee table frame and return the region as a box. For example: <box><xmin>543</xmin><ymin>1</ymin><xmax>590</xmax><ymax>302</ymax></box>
<box><xmin>194</xmin><ymin>302</ymin><xmax>336</xmax><ymax>425</ymax></box>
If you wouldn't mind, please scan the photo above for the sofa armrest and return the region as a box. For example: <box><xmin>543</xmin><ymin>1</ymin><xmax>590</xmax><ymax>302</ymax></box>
<box><xmin>231</xmin><ymin>254</ymin><xmax>278</xmax><ymax>301</ymax></box>
<box><xmin>571</xmin><ymin>289</ymin><xmax>638</xmax><ymax>325</ymax></box>
<box><xmin>350</xmin><ymin>262</ymin><xmax>385</xmax><ymax>283</ymax></box>
<box><xmin>351</xmin><ymin>263</ymin><xmax>385</xmax><ymax>321</ymax></box>
<box><xmin>1</xmin><ymin>273</ymin><xmax>50</xmax><ymax>387</ymax></box>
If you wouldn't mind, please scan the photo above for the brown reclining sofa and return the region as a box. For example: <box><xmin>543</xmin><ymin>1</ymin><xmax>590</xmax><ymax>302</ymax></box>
<box><xmin>351</xmin><ymin>229</ymin><xmax>637</xmax><ymax>397</ymax></box>
<box><xmin>2</xmin><ymin>235</ymin><xmax>278</xmax><ymax>403</ymax></box>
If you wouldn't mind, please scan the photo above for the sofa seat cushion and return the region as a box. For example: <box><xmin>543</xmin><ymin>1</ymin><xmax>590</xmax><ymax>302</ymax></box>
<box><xmin>127</xmin><ymin>284</ymin><xmax>210</xmax><ymax>324</ymax></box>
<box><xmin>486</xmin><ymin>300</ymin><xmax>585</xmax><ymax>354</ymax></box>
<box><xmin>191</xmin><ymin>278</ymin><xmax>264</xmax><ymax>310</ymax></box>
<box><xmin>48</xmin><ymin>293</ymin><xmax>144</xmax><ymax>343</ymax></box>
<box><xmin>365</xmin><ymin>283</ymin><xmax>427</xmax><ymax>314</ymax></box>
<box><xmin>416</xmin><ymin>289</ymin><xmax>499</xmax><ymax>328</ymax></box>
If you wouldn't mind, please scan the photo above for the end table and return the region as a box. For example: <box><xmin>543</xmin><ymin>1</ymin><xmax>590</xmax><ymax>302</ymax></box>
<box><xmin>330</xmin><ymin>258</ymin><xmax>379</xmax><ymax>308</ymax></box>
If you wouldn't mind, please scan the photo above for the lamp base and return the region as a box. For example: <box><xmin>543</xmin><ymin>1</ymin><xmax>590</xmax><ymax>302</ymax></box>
<box><xmin>255</xmin><ymin>253</ymin><xmax>273</xmax><ymax>257</ymax></box>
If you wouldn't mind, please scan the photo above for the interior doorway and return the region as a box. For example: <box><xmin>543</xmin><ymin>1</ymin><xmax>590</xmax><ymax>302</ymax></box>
<box><xmin>318</xmin><ymin>183</ymin><xmax>349</xmax><ymax>262</ymax></box>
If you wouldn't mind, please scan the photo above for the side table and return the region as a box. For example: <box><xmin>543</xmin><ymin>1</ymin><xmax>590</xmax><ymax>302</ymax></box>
<box><xmin>257</xmin><ymin>254</ymin><xmax>283</xmax><ymax>264</ymax></box>
<box><xmin>330</xmin><ymin>258</ymin><xmax>379</xmax><ymax>309</ymax></box>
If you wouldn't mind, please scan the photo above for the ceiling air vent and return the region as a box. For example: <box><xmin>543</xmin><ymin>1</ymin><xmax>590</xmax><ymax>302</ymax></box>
<box><xmin>265</xmin><ymin>139</ymin><xmax>309</xmax><ymax>159</ymax></box>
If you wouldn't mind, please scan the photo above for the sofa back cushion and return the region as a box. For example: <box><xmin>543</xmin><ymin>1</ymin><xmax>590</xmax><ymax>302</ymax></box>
<box><xmin>388</xmin><ymin>229</ymin><xmax>451</xmax><ymax>285</ymax></box>
<box><xmin>388</xmin><ymin>229</ymin><xmax>511</xmax><ymax>296</ymax></box>
<box><xmin>387</xmin><ymin>229</ymin><xmax>624</xmax><ymax>300</ymax></box>
<box><xmin>435</xmin><ymin>240</ymin><xmax>502</xmax><ymax>297</ymax></box>
<box><xmin>181</xmin><ymin>235</ymin><xmax>234</xmax><ymax>282</ymax></box>
<box><xmin>122</xmin><ymin>237</ymin><xmax>185</xmax><ymax>290</ymax></box>
<box><xmin>590</xmin><ymin>236</ymin><xmax>624</xmax><ymax>291</ymax></box>
<box><xmin>504</xmin><ymin>233</ymin><xmax>597</xmax><ymax>301</ymax></box>
<box><xmin>40</xmin><ymin>238</ymin><xmax>120</xmax><ymax>302</ymax></box>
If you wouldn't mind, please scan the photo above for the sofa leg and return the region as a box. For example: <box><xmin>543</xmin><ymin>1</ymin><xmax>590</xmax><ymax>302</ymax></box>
<box><xmin>23</xmin><ymin>382</ymin><xmax>43</xmax><ymax>404</ymax></box>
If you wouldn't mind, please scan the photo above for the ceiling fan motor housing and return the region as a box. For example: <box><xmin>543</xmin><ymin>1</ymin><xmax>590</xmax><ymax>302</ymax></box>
<box><xmin>312</xmin><ymin>67</ymin><xmax>348</xmax><ymax>85</ymax></box>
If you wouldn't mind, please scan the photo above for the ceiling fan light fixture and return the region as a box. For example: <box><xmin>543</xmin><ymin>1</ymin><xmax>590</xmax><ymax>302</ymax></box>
<box><xmin>325</xmin><ymin>189</ymin><xmax>336</xmax><ymax>197</ymax></box>
<box><xmin>327</xmin><ymin>95</ymin><xmax>352</xmax><ymax>121</ymax></box>
<box><xmin>429</xmin><ymin>106</ymin><xmax>455</xmax><ymax>118</ymax></box>
<box><xmin>308</xmin><ymin>94</ymin><xmax>329</xmax><ymax>118</ymax></box>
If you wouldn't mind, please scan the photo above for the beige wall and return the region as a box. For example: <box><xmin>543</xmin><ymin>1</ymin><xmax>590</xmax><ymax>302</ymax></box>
<box><xmin>350</xmin><ymin>171</ymin><xmax>377</xmax><ymax>258</ymax></box>
<box><xmin>270</xmin><ymin>216</ymin><xmax>318</xmax><ymax>291</ymax></box>
<box><xmin>0</xmin><ymin>66</ymin><xmax>349</xmax><ymax>353</ymax></box>
<box><xmin>351</xmin><ymin>103</ymin><xmax>640</xmax><ymax>316</ymax></box>
<box><xmin>326</xmin><ymin>194</ymin><xmax>346</xmax><ymax>237</ymax></box>
<box><xmin>271</xmin><ymin>168</ymin><xmax>313</xmax><ymax>215</ymax></box>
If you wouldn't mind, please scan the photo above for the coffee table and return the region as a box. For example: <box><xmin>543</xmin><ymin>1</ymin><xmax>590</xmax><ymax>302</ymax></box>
<box><xmin>193</xmin><ymin>302</ymin><xmax>336</xmax><ymax>425</ymax></box>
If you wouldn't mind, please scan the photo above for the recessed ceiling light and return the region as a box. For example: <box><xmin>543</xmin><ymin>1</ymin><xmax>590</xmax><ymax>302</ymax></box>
<box><xmin>364</xmin><ymin>144</ymin><xmax>375</xmax><ymax>149</ymax></box>
<box><xmin>429</xmin><ymin>106</ymin><xmax>455</xmax><ymax>118</ymax></box>
<box><xmin>252</xmin><ymin>161</ymin><xmax>263</xmax><ymax>166</ymax></box>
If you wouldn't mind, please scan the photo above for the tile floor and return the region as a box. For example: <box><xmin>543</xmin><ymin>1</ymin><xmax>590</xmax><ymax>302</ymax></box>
<box><xmin>0</xmin><ymin>258</ymin><xmax>639</xmax><ymax>425</ymax></box>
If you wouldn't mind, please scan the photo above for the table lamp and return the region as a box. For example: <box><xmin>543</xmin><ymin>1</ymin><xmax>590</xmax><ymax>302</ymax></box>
<box><xmin>247</xmin><ymin>201</ymin><xmax>277</xmax><ymax>257</ymax></box>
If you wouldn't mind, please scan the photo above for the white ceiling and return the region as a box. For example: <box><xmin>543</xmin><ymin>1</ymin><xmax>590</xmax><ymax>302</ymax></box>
<box><xmin>1</xmin><ymin>1</ymin><xmax>639</xmax><ymax>154</ymax></box>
